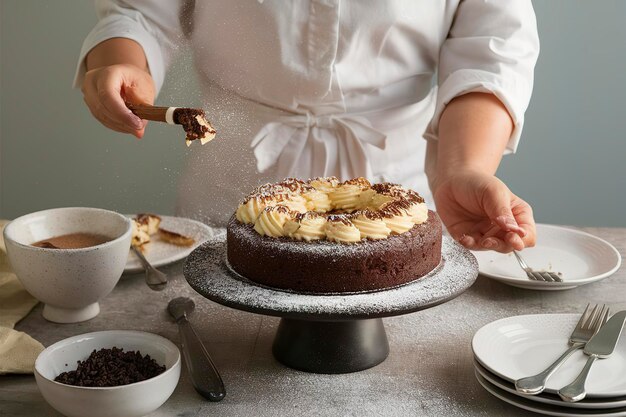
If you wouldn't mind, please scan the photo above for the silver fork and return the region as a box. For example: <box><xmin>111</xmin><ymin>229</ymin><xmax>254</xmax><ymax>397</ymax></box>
<box><xmin>514</xmin><ymin>304</ymin><xmax>610</xmax><ymax>394</ymax></box>
<box><xmin>131</xmin><ymin>246</ymin><xmax>168</xmax><ymax>291</ymax></box>
<box><xmin>513</xmin><ymin>251</ymin><xmax>564</xmax><ymax>282</ymax></box>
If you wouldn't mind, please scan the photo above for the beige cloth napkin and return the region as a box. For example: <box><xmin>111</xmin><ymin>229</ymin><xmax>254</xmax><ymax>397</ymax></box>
<box><xmin>0</xmin><ymin>220</ymin><xmax>44</xmax><ymax>374</ymax></box>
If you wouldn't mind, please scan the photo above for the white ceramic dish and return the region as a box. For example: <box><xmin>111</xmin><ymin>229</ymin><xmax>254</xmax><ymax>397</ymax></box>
<box><xmin>35</xmin><ymin>330</ymin><xmax>181</xmax><ymax>417</ymax></box>
<box><xmin>475</xmin><ymin>372</ymin><xmax>626</xmax><ymax>417</ymax></box>
<box><xmin>472</xmin><ymin>314</ymin><xmax>626</xmax><ymax>398</ymax></box>
<box><xmin>473</xmin><ymin>224</ymin><xmax>621</xmax><ymax>290</ymax></box>
<box><xmin>474</xmin><ymin>359</ymin><xmax>626</xmax><ymax>409</ymax></box>
<box><xmin>125</xmin><ymin>215</ymin><xmax>218</xmax><ymax>274</ymax></box>
<box><xmin>3</xmin><ymin>207</ymin><xmax>132</xmax><ymax>323</ymax></box>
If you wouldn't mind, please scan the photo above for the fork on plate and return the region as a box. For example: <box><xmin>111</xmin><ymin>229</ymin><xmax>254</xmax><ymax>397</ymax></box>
<box><xmin>514</xmin><ymin>304</ymin><xmax>611</xmax><ymax>395</ymax></box>
<box><xmin>513</xmin><ymin>251</ymin><xmax>564</xmax><ymax>282</ymax></box>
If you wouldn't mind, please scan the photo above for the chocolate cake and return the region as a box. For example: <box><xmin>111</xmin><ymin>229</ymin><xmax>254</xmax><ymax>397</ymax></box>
<box><xmin>226</xmin><ymin>177</ymin><xmax>442</xmax><ymax>293</ymax></box>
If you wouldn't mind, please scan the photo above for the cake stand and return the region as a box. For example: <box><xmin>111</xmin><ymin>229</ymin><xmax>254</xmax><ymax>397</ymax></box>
<box><xmin>184</xmin><ymin>235</ymin><xmax>478</xmax><ymax>374</ymax></box>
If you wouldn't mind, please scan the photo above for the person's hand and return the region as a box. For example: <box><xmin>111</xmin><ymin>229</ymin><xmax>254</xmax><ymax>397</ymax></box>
<box><xmin>81</xmin><ymin>63</ymin><xmax>155</xmax><ymax>138</ymax></box>
<box><xmin>433</xmin><ymin>170</ymin><xmax>536</xmax><ymax>253</ymax></box>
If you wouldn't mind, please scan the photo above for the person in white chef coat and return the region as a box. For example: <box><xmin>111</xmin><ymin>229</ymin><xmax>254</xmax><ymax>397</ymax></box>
<box><xmin>76</xmin><ymin>0</ymin><xmax>539</xmax><ymax>253</ymax></box>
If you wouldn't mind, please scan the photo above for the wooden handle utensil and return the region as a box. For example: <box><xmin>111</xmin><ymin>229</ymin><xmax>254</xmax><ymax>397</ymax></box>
<box><xmin>126</xmin><ymin>103</ymin><xmax>217</xmax><ymax>146</ymax></box>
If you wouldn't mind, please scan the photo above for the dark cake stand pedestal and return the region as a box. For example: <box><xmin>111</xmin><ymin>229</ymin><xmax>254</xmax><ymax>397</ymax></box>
<box><xmin>183</xmin><ymin>236</ymin><xmax>478</xmax><ymax>374</ymax></box>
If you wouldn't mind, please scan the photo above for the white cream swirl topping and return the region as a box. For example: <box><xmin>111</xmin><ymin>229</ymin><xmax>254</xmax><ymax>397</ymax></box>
<box><xmin>302</xmin><ymin>189</ymin><xmax>332</xmax><ymax>212</ymax></box>
<box><xmin>357</xmin><ymin>188</ymin><xmax>377</xmax><ymax>208</ymax></box>
<box><xmin>325</xmin><ymin>216</ymin><xmax>361</xmax><ymax>243</ymax></box>
<box><xmin>309</xmin><ymin>176</ymin><xmax>339</xmax><ymax>193</ymax></box>
<box><xmin>279</xmin><ymin>195</ymin><xmax>308</xmax><ymax>214</ymax></box>
<box><xmin>351</xmin><ymin>212</ymin><xmax>392</xmax><ymax>240</ymax></box>
<box><xmin>382</xmin><ymin>209</ymin><xmax>415</xmax><ymax>234</ymax></box>
<box><xmin>328</xmin><ymin>183</ymin><xmax>370</xmax><ymax>212</ymax></box>
<box><xmin>408</xmin><ymin>202</ymin><xmax>428</xmax><ymax>224</ymax></box>
<box><xmin>284</xmin><ymin>213</ymin><xmax>327</xmax><ymax>241</ymax></box>
<box><xmin>253</xmin><ymin>206</ymin><xmax>293</xmax><ymax>237</ymax></box>
<box><xmin>367</xmin><ymin>193</ymin><xmax>395</xmax><ymax>210</ymax></box>
<box><xmin>235</xmin><ymin>177</ymin><xmax>429</xmax><ymax>241</ymax></box>
<box><xmin>236</xmin><ymin>197</ymin><xmax>268</xmax><ymax>224</ymax></box>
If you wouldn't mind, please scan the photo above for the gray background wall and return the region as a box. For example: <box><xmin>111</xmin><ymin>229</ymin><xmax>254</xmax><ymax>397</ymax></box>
<box><xmin>1</xmin><ymin>1</ymin><xmax>625</xmax><ymax>226</ymax></box>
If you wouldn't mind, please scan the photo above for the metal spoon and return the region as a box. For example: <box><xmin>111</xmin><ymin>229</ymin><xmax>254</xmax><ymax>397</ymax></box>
<box><xmin>130</xmin><ymin>246</ymin><xmax>168</xmax><ymax>291</ymax></box>
<box><xmin>167</xmin><ymin>297</ymin><xmax>226</xmax><ymax>401</ymax></box>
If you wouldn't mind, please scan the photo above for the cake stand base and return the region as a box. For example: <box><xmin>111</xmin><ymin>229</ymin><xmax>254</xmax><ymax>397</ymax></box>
<box><xmin>272</xmin><ymin>318</ymin><xmax>389</xmax><ymax>374</ymax></box>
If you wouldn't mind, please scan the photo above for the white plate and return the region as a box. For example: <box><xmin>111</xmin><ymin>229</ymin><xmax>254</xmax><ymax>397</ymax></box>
<box><xmin>474</xmin><ymin>359</ymin><xmax>626</xmax><ymax>409</ymax></box>
<box><xmin>124</xmin><ymin>215</ymin><xmax>219</xmax><ymax>274</ymax></box>
<box><xmin>472</xmin><ymin>314</ymin><xmax>626</xmax><ymax>398</ymax></box>
<box><xmin>472</xmin><ymin>224</ymin><xmax>621</xmax><ymax>290</ymax></box>
<box><xmin>475</xmin><ymin>372</ymin><xmax>626</xmax><ymax>417</ymax></box>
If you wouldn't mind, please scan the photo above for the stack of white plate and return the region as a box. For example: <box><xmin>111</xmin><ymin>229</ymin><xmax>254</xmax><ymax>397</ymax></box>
<box><xmin>472</xmin><ymin>314</ymin><xmax>626</xmax><ymax>416</ymax></box>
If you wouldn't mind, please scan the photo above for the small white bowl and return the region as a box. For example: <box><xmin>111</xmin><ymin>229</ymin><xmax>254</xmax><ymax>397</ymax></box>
<box><xmin>3</xmin><ymin>207</ymin><xmax>132</xmax><ymax>323</ymax></box>
<box><xmin>35</xmin><ymin>330</ymin><xmax>181</xmax><ymax>417</ymax></box>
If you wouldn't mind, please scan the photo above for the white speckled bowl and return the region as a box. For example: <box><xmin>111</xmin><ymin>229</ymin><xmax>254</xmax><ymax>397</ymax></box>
<box><xmin>3</xmin><ymin>207</ymin><xmax>132</xmax><ymax>323</ymax></box>
<box><xmin>35</xmin><ymin>330</ymin><xmax>181</xmax><ymax>417</ymax></box>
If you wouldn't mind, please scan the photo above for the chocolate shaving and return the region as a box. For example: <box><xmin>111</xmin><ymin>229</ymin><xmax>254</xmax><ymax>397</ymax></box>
<box><xmin>380</xmin><ymin>200</ymin><xmax>412</xmax><ymax>217</ymax></box>
<box><xmin>279</xmin><ymin>178</ymin><xmax>314</xmax><ymax>193</ymax></box>
<box><xmin>54</xmin><ymin>347</ymin><xmax>165</xmax><ymax>387</ymax></box>
<box><xmin>295</xmin><ymin>211</ymin><xmax>323</xmax><ymax>221</ymax></box>
<box><xmin>372</xmin><ymin>182</ymin><xmax>425</xmax><ymax>204</ymax></box>
<box><xmin>326</xmin><ymin>214</ymin><xmax>353</xmax><ymax>226</ymax></box>
<box><xmin>352</xmin><ymin>209</ymin><xmax>383</xmax><ymax>220</ymax></box>
<box><xmin>308</xmin><ymin>176</ymin><xmax>340</xmax><ymax>188</ymax></box>
<box><xmin>268</xmin><ymin>205</ymin><xmax>292</xmax><ymax>215</ymax></box>
<box><xmin>342</xmin><ymin>177</ymin><xmax>371</xmax><ymax>188</ymax></box>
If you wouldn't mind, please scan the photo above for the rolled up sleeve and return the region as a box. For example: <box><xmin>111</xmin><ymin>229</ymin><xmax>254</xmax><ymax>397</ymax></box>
<box><xmin>427</xmin><ymin>0</ymin><xmax>540</xmax><ymax>153</ymax></box>
<box><xmin>73</xmin><ymin>0</ymin><xmax>184</xmax><ymax>94</ymax></box>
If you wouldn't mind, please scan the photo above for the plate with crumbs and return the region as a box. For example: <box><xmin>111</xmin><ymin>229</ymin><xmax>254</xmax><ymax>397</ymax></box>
<box><xmin>124</xmin><ymin>215</ymin><xmax>219</xmax><ymax>274</ymax></box>
<box><xmin>472</xmin><ymin>224</ymin><xmax>621</xmax><ymax>290</ymax></box>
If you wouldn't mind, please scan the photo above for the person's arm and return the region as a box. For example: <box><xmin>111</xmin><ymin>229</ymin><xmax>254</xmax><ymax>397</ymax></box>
<box><xmin>424</xmin><ymin>0</ymin><xmax>539</xmax><ymax>252</ymax></box>
<box><xmin>431</xmin><ymin>92</ymin><xmax>535</xmax><ymax>252</ymax></box>
<box><xmin>86</xmin><ymin>38</ymin><xmax>149</xmax><ymax>71</ymax></box>
<box><xmin>75</xmin><ymin>1</ymin><xmax>185</xmax><ymax>137</ymax></box>
<box><xmin>82</xmin><ymin>38</ymin><xmax>155</xmax><ymax>138</ymax></box>
<box><xmin>436</xmin><ymin>93</ymin><xmax>511</xmax><ymax>179</ymax></box>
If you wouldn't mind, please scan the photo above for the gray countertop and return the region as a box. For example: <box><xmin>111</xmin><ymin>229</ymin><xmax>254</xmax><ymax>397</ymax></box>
<box><xmin>2</xmin><ymin>226</ymin><xmax>625</xmax><ymax>417</ymax></box>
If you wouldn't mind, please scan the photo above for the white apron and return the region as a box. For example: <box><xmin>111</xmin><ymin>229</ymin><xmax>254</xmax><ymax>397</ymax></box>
<box><xmin>76</xmin><ymin>0</ymin><xmax>540</xmax><ymax>227</ymax></box>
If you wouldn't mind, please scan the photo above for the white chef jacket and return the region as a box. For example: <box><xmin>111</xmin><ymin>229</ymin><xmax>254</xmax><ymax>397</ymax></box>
<box><xmin>75</xmin><ymin>0</ymin><xmax>539</xmax><ymax>227</ymax></box>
